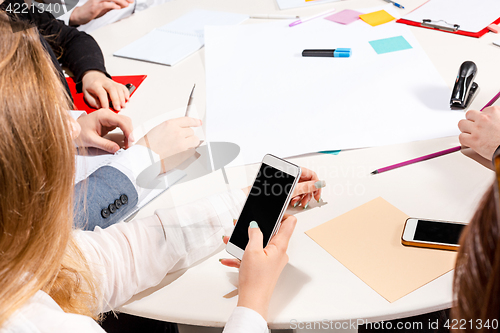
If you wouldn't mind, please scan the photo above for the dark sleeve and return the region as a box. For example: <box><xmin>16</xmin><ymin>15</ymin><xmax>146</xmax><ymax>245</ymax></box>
<box><xmin>34</xmin><ymin>12</ymin><xmax>111</xmax><ymax>88</ymax></box>
<box><xmin>1</xmin><ymin>0</ymin><xmax>110</xmax><ymax>88</ymax></box>
<box><xmin>74</xmin><ymin>166</ymin><xmax>139</xmax><ymax>231</ymax></box>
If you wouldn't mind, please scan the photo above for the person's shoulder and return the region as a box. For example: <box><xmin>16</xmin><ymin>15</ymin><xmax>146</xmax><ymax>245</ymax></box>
<box><xmin>1</xmin><ymin>291</ymin><xmax>105</xmax><ymax>333</ymax></box>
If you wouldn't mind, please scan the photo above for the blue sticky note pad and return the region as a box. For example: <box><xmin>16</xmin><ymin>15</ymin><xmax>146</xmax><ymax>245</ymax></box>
<box><xmin>369</xmin><ymin>36</ymin><xmax>412</xmax><ymax>55</ymax></box>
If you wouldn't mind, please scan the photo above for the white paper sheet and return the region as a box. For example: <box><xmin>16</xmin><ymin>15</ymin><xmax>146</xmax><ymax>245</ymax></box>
<box><xmin>402</xmin><ymin>0</ymin><xmax>500</xmax><ymax>33</ymax></box>
<box><xmin>114</xmin><ymin>9</ymin><xmax>248</xmax><ymax>66</ymax></box>
<box><xmin>276</xmin><ymin>0</ymin><xmax>340</xmax><ymax>11</ymax></box>
<box><xmin>205</xmin><ymin>19</ymin><xmax>465</xmax><ymax>166</ymax></box>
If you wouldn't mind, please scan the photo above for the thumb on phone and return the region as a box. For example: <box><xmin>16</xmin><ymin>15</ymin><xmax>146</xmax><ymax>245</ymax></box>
<box><xmin>246</xmin><ymin>221</ymin><xmax>264</xmax><ymax>251</ymax></box>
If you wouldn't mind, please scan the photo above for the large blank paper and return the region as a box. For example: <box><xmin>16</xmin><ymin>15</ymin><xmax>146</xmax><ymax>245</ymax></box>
<box><xmin>276</xmin><ymin>0</ymin><xmax>340</xmax><ymax>11</ymax></box>
<box><xmin>114</xmin><ymin>10</ymin><xmax>248</xmax><ymax>66</ymax></box>
<box><xmin>306</xmin><ymin>197</ymin><xmax>457</xmax><ymax>303</ymax></box>
<box><xmin>402</xmin><ymin>0</ymin><xmax>500</xmax><ymax>33</ymax></box>
<box><xmin>205</xmin><ymin>21</ymin><xmax>464</xmax><ymax>166</ymax></box>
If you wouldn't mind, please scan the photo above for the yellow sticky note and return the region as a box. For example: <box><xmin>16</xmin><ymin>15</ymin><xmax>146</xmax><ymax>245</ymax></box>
<box><xmin>359</xmin><ymin>10</ymin><xmax>395</xmax><ymax>26</ymax></box>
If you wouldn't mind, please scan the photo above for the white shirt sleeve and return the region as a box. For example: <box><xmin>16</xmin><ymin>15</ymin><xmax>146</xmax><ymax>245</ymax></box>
<box><xmin>107</xmin><ymin>144</ymin><xmax>161</xmax><ymax>201</ymax></box>
<box><xmin>73</xmin><ymin>189</ymin><xmax>246</xmax><ymax>312</ymax></box>
<box><xmin>223</xmin><ymin>307</ymin><xmax>269</xmax><ymax>333</ymax></box>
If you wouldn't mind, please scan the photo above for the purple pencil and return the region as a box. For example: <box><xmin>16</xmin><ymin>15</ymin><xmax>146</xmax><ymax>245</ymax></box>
<box><xmin>371</xmin><ymin>146</ymin><xmax>462</xmax><ymax>174</ymax></box>
<box><xmin>371</xmin><ymin>91</ymin><xmax>500</xmax><ymax>175</ymax></box>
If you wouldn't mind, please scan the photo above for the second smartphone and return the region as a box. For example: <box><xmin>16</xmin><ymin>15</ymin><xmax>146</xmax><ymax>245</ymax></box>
<box><xmin>401</xmin><ymin>218</ymin><xmax>467</xmax><ymax>251</ymax></box>
<box><xmin>226</xmin><ymin>154</ymin><xmax>301</xmax><ymax>260</ymax></box>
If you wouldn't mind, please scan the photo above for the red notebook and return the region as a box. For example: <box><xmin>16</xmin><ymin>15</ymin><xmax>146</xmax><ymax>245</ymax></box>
<box><xmin>66</xmin><ymin>75</ymin><xmax>147</xmax><ymax>113</ymax></box>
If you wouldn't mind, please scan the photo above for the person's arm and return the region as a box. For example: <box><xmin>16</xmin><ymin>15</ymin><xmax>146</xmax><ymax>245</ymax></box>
<box><xmin>73</xmin><ymin>189</ymin><xmax>246</xmax><ymax>311</ymax></box>
<box><xmin>23</xmin><ymin>3</ymin><xmax>129</xmax><ymax>109</ymax></box>
<box><xmin>30</xmin><ymin>9</ymin><xmax>108</xmax><ymax>86</ymax></box>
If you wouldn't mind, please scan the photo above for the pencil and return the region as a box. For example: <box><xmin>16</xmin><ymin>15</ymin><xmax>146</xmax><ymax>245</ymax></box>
<box><xmin>371</xmin><ymin>90</ymin><xmax>500</xmax><ymax>175</ymax></box>
<box><xmin>185</xmin><ymin>84</ymin><xmax>195</xmax><ymax>117</ymax></box>
<box><xmin>371</xmin><ymin>146</ymin><xmax>461</xmax><ymax>174</ymax></box>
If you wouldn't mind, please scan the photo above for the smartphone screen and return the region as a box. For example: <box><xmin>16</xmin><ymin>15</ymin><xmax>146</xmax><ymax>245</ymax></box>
<box><xmin>413</xmin><ymin>220</ymin><xmax>465</xmax><ymax>245</ymax></box>
<box><xmin>230</xmin><ymin>163</ymin><xmax>296</xmax><ymax>250</ymax></box>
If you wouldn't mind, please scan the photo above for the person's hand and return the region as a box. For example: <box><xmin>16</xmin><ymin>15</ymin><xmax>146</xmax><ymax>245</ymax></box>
<box><xmin>76</xmin><ymin>108</ymin><xmax>134</xmax><ymax>153</ymax></box>
<box><xmin>69</xmin><ymin>0</ymin><xmax>134</xmax><ymax>26</ymax></box>
<box><xmin>458</xmin><ymin>106</ymin><xmax>500</xmax><ymax>160</ymax></box>
<box><xmin>221</xmin><ymin>215</ymin><xmax>297</xmax><ymax>320</ymax></box>
<box><xmin>136</xmin><ymin>117</ymin><xmax>202</xmax><ymax>160</ymax></box>
<box><xmin>81</xmin><ymin>70</ymin><xmax>130</xmax><ymax>111</ymax></box>
<box><xmin>290</xmin><ymin>167</ymin><xmax>325</xmax><ymax>209</ymax></box>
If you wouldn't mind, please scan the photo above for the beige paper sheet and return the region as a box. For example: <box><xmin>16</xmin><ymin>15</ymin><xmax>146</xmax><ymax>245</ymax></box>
<box><xmin>306</xmin><ymin>197</ymin><xmax>457</xmax><ymax>303</ymax></box>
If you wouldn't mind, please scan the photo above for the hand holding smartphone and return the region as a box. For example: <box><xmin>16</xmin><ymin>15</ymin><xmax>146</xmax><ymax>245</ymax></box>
<box><xmin>226</xmin><ymin>154</ymin><xmax>301</xmax><ymax>260</ymax></box>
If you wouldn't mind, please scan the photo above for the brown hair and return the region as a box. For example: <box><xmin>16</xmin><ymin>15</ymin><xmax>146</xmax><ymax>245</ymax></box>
<box><xmin>452</xmin><ymin>183</ymin><xmax>500</xmax><ymax>330</ymax></box>
<box><xmin>0</xmin><ymin>14</ymin><xmax>100</xmax><ymax>327</ymax></box>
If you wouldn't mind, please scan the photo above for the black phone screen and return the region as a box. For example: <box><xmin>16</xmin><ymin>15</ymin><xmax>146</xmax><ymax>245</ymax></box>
<box><xmin>413</xmin><ymin>220</ymin><xmax>466</xmax><ymax>245</ymax></box>
<box><xmin>230</xmin><ymin>163</ymin><xmax>296</xmax><ymax>250</ymax></box>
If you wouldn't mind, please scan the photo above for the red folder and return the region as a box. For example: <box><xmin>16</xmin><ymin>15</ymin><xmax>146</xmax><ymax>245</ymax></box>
<box><xmin>66</xmin><ymin>75</ymin><xmax>147</xmax><ymax>113</ymax></box>
<box><xmin>396</xmin><ymin>17</ymin><xmax>500</xmax><ymax>38</ymax></box>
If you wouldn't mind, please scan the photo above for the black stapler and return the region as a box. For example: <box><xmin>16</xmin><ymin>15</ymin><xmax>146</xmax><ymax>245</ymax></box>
<box><xmin>450</xmin><ymin>61</ymin><xmax>479</xmax><ymax>110</ymax></box>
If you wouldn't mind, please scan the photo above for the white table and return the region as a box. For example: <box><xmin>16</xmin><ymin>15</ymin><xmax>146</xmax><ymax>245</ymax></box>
<box><xmin>90</xmin><ymin>0</ymin><xmax>498</xmax><ymax>328</ymax></box>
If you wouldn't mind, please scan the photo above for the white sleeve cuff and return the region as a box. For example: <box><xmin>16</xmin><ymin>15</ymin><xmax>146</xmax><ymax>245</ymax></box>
<box><xmin>223</xmin><ymin>307</ymin><xmax>268</xmax><ymax>333</ymax></box>
<box><xmin>59</xmin><ymin>6</ymin><xmax>75</xmax><ymax>26</ymax></box>
<box><xmin>68</xmin><ymin>110</ymin><xmax>86</xmax><ymax>120</ymax></box>
<box><xmin>110</xmin><ymin>145</ymin><xmax>160</xmax><ymax>180</ymax></box>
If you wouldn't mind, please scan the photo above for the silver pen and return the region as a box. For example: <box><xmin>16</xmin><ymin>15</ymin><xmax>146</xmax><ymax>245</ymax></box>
<box><xmin>185</xmin><ymin>84</ymin><xmax>195</xmax><ymax>117</ymax></box>
<box><xmin>251</xmin><ymin>14</ymin><xmax>300</xmax><ymax>19</ymax></box>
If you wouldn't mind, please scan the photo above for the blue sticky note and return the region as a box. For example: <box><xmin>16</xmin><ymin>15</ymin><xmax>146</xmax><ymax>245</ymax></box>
<box><xmin>369</xmin><ymin>36</ymin><xmax>412</xmax><ymax>55</ymax></box>
<box><xmin>319</xmin><ymin>150</ymin><xmax>341</xmax><ymax>155</ymax></box>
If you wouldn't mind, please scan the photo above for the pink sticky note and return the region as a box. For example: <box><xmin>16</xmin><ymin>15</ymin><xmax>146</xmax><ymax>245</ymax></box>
<box><xmin>324</xmin><ymin>9</ymin><xmax>362</xmax><ymax>25</ymax></box>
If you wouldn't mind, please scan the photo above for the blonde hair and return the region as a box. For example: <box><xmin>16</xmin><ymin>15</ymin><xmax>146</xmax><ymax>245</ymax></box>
<box><xmin>0</xmin><ymin>14</ymin><xmax>100</xmax><ymax>327</ymax></box>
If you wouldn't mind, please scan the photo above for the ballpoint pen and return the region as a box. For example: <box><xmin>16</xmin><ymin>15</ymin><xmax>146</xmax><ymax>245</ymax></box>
<box><xmin>383</xmin><ymin>0</ymin><xmax>404</xmax><ymax>9</ymax></box>
<box><xmin>251</xmin><ymin>14</ymin><xmax>300</xmax><ymax>19</ymax></box>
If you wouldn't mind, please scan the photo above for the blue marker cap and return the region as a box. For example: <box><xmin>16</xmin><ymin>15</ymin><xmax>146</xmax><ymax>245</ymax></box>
<box><xmin>333</xmin><ymin>48</ymin><xmax>351</xmax><ymax>57</ymax></box>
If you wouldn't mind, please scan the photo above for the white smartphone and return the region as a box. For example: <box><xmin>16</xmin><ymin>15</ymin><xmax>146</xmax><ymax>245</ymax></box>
<box><xmin>226</xmin><ymin>154</ymin><xmax>301</xmax><ymax>260</ymax></box>
<box><xmin>401</xmin><ymin>218</ymin><xmax>467</xmax><ymax>251</ymax></box>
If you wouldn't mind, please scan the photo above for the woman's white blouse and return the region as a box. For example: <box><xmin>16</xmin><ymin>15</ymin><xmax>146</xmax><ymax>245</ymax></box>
<box><xmin>1</xmin><ymin>190</ymin><xmax>268</xmax><ymax>333</ymax></box>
